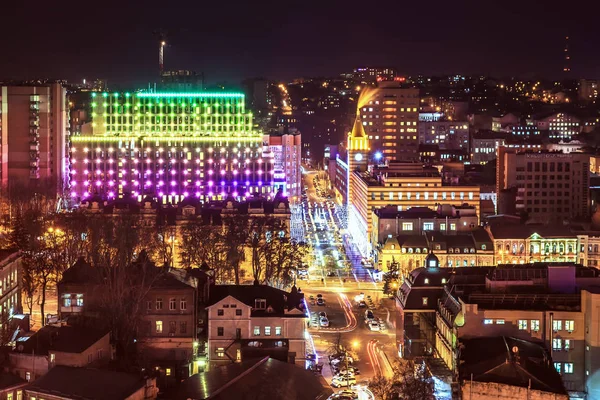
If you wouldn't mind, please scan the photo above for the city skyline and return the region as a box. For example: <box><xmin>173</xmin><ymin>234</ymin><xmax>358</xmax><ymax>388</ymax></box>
<box><xmin>2</xmin><ymin>0</ymin><xmax>600</xmax><ymax>85</ymax></box>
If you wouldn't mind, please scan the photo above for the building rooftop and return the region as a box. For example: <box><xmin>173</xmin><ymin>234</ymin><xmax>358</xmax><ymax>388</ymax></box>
<box><xmin>458</xmin><ymin>336</ymin><xmax>567</xmax><ymax>395</ymax></box>
<box><xmin>14</xmin><ymin>324</ymin><xmax>109</xmax><ymax>356</ymax></box>
<box><xmin>174</xmin><ymin>357</ymin><xmax>332</xmax><ymax>400</ymax></box>
<box><xmin>25</xmin><ymin>366</ymin><xmax>151</xmax><ymax>400</ymax></box>
<box><xmin>206</xmin><ymin>284</ymin><xmax>305</xmax><ymax>317</ymax></box>
<box><xmin>487</xmin><ymin>224</ymin><xmax>578</xmax><ymax>239</ymax></box>
<box><xmin>0</xmin><ymin>372</ymin><xmax>26</xmax><ymax>391</ymax></box>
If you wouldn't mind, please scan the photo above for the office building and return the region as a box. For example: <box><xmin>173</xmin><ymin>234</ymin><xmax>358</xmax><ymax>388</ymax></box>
<box><xmin>397</xmin><ymin>262</ymin><xmax>600</xmax><ymax>398</ymax></box>
<box><xmin>417</xmin><ymin>117</ymin><xmax>469</xmax><ymax>150</ymax></box>
<box><xmin>266</xmin><ymin>131</ymin><xmax>301</xmax><ymax>199</ymax></box>
<box><xmin>353</xmin><ymin>67</ymin><xmax>397</xmax><ymax>83</ymax></box>
<box><xmin>205</xmin><ymin>284</ymin><xmax>307</xmax><ymax>368</ymax></box>
<box><xmin>497</xmin><ymin>148</ymin><xmax>590</xmax><ymax>223</ymax></box>
<box><xmin>358</xmin><ymin>81</ymin><xmax>419</xmax><ymax>161</ymax></box>
<box><xmin>69</xmin><ymin>92</ymin><xmax>273</xmax><ymax>204</ymax></box>
<box><xmin>0</xmin><ymin>84</ymin><xmax>69</xmax><ymax>190</ymax></box>
<box><xmin>534</xmin><ymin>112</ymin><xmax>581</xmax><ymax>140</ymax></box>
<box><xmin>470</xmin><ymin>132</ymin><xmax>507</xmax><ymax>164</ymax></box>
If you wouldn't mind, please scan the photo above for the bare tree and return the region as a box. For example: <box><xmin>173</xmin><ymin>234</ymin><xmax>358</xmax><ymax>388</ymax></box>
<box><xmin>261</xmin><ymin>227</ymin><xmax>307</xmax><ymax>289</ymax></box>
<box><xmin>221</xmin><ymin>216</ymin><xmax>249</xmax><ymax>285</ymax></box>
<box><xmin>179</xmin><ymin>221</ymin><xmax>230</xmax><ymax>281</ymax></box>
<box><xmin>368</xmin><ymin>360</ymin><xmax>435</xmax><ymax>400</ymax></box>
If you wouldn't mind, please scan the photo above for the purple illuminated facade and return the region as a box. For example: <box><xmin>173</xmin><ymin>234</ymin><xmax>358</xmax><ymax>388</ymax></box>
<box><xmin>69</xmin><ymin>92</ymin><xmax>274</xmax><ymax>204</ymax></box>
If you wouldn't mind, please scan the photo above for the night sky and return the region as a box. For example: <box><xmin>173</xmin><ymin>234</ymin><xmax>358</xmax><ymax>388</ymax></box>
<box><xmin>2</xmin><ymin>0</ymin><xmax>599</xmax><ymax>86</ymax></box>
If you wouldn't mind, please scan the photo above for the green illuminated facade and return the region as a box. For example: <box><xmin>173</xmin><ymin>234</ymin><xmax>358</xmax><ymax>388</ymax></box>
<box><xmin>70</xmin><ymin>92</ymin><xmax>273</xmax><ymax>204</ymax></box>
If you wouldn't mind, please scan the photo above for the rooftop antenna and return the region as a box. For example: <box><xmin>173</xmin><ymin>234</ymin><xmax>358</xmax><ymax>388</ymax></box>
<box><xmin>153</xmin><ymin>29</ymin><xmax>169</xmax><ymax>76</ymax></box>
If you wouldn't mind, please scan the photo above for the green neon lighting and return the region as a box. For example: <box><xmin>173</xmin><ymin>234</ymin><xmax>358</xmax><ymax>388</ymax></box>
<box><xmin>136</xmin><ymin>92</ymin><xmax>244</xmax><ymax>98</ymax></box>
<box><xmin>71</xmin><ymin>136</ymin><xmax>261</xmax><ymax>143</ymax></box>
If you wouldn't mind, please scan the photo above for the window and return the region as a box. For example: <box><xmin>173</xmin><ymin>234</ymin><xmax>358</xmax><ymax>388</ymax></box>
<box><xmin>440</xmin><ymin>223</ymin><xmax>446</xmax><ymax>231</ymax></box>
<box><xmin>217</xmin><ymin>309</ymin><xmax>224</xmax><ymax>316</ymax></box>
<box><xmin>88</xmin><ymin>353</ymin><xmax>93</xmax><ymax>363</ymax></box>
<box><xmin>216</xmin><ymin>347</ymin><xmax>225</xmax><ymax>357</ymax></box>
<box><xmin>7</xmin><ymin>394</ymin><xmax>12</xmax><ymax>400</ymax></box>
<box><xmin>25</xmin><ymin>372</ymin><xmax>31</xmax><ymax>382</ymax></box>
<box><xmin>531</xmin><ymin>320</ymin><xmax>540</xmax><ymax>331</ymax></box>
<box><xmin>565</xmin><ymin>320</ymin><xmax>574</xmax><ymax>331</ymax></box>
<box><xmin>156</xmin><ymin>320</ymin><xmax>163</xmax><ymax>333</ymax></box>
<box><xmin>50</xmin><ymin>353</ymin><xmax>55</xmax><ymax>363</ymax></box>
<box><xmin>255</xmin><ymin>299</ymin><xmax>266</xmax><ymax>310</ymax></box>
<box><xmin>553</xmin><ymin>320</ymin><xmax>563</xmax><ymax>332</ymax></box>
<box><xmin>75</xmin><ymin>294</ymin><xmax>84</xmax><ymax>307</ymax></box>
<box><xmin>422</xmin><ymin>297</ymin><xmax>428</xmax><ymax>306</ymax></box>
<box><xmin>553</xmin><ymin>338</ymin><xmax>562</xmax><ymax>350</ymax></box>
<box><xmin>496</xmin><ymin>319</ymin><xmax>505</xmax><ymax>324</ymax></box>
<box><xmin>441</xmin><ymin>278</ymin><xmax>446</xmax><ymax>284</ymax></box>
<box><xmin>450</xmin><ymin>223</ymin><xmax>457</xmax><ymax>231</ymax></box>
<box><xmin>217</xmin><ymin>327</ymin><xmax>224</xmax><ymax>336</ymax></box>
<box><xmin>264</xmin><ymin>326</ymin><xmax>271</xmax><ymax>336</ymax></box>
<box><xmin>275</xmin><ymin>326</ymin><xmax>282</xmax><ymax>336</ymax></box>
<box><xmin>180</xmin><ymin>298</ymin><xmax>187</xmax><ymax>310</ymax></box>
<box><xmin>564</xmin><ymin>339</ymin><xmax>572</xmax><ymax>350</ymax></box>
<box><xmin>169</xmin><ymin>321</ymin><xmax>176</xmax><ymax>334</ymax></box>
<box><xmin>554</xmin><ymin>362</ymin><xmax>562</xmax><ymax>373</ymax></box>
<box><xmin>236</xmin><ymin>309</ymin><xmax>242</xmax><ymax>316</ymax></box>
<box><xmin>424</xmin><ymin>278</ymin><xmax>429</xmax><ymax>284</ymax></box>
<box><xmin>156</xmin><ymin>298</ymin><xmax>163</xmax><ymax>310</ymax></box>
<box><xmin>166</xmin><ymin>368</ymin><xmax>172</xmax><ymax>376</ymax></box>
<box><xmin>402</xmin><ymin>222</ymin><xmax>413</xmax><ymax>231</ymax></box>
<box><xmin>17</xmin><ymin>391</ymin><xmax>22</xmax><ymax>400</ymax></box>
<box><xmin>97</xmin><ymin>349</ymin><xmax>103</xmax><ymax>360</ymax></box>
<box><xmin>169</xmin><ymin>298</ymin><xmax>177</xmax><ymax>310</ymax></box>
<box><xmin>484</xmin><ymin>319</ymin><xmax>493</xmax><ymax>325</ymax></box>
<box><xmin>253</xmin><ymin>326</ymin><xmax>260</xmax><ymax>336</ymax></box>
<box><xmin>62</xmin><ymin>294</ymin><xmax>71</xmax><ymax>307</ymax></box>
<box><xmin>564</xmin><ymin>363</ymin><xmax>574</xmax><ymax>374</ymax></box>
<box><xmin>518</xmin><ymin>320</ymin><xmax>528</xmax><ymax>330</ymax></box>
<box><xmin>147</xmin><ymin>301</ymin><xmax>152</xmax><ymax>311</ymax></box>
<box><xmin>423</xmin><ymin>222</ymin><xmax>434</xmax><ymax>231</ymax></box>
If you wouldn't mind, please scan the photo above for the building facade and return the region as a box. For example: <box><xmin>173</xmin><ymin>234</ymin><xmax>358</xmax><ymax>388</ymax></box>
<box><xmin>0</xmin><ymin>84</ymin><xmax>69</xmax><ymax>189</ymax></box>
<box><xmin>417</xmin><ymin>119</ymin><xmax>469</xmax><ymax>150</ymax></box>
<box><xmin>266</xmin><ymin>131</ymin><xmax>301</xmax><ymax>200</ymax></box>
<box><xmin>497</xmin><ymin>149</ymin><xmax>590</xmax><ymax>223</ymax></box>
<box><xmin>358</xmin><ymin>82</ymin><xmax>419</xmax><ymax>161</ymax></box>
<box><xmin>70</xmin><ymin>92</ymin><xmax>273</xmax><ymax>204</ymax></box>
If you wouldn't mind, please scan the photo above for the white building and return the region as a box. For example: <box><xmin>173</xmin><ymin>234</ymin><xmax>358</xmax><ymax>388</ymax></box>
<box><xmin>266</xmin><ymin>131</ymin><xmax>302</xmax><ymax>200</ymax></box>
<box><xmin>206</xmin><ymin>284</ymin><xmax>307</xmax><ymax>368</ymax></box>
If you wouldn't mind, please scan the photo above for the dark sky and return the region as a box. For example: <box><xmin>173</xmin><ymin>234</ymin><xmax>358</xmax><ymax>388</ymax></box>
<box><xmin>2</xmin><ymin>0</ymin><xmax>600</xmax><ymax>86</ymax></box>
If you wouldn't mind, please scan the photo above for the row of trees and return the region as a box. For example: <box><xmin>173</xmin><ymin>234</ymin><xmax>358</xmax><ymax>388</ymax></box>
<box><xmin>369</xmin><ymin>360</ymin><xmax>435</xmax><ymax>400</ymax></box>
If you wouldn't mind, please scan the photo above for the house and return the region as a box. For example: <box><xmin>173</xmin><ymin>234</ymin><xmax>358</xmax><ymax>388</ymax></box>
<box><xmin>24</xmin><ymin>366</ymin><xmax>157</xmax><ymax>400</ymax></box>
<box><xmin>174</xmin><ymin>357</ymin><xmax>332</xmax><ymax>400</ymax></box>
<box><xmin>8</xmin><ymin>323</ymin><xmax>111</xmax><ymax>382</ymax></box>
<box><xmin>205</xmin><ymin>283</ymin><xmax>307</xmax><ymax>368</ymax></box>
<box><xmin>0</xmin><ymin>372</ymin><xmax>26</xmax><ymax>400</ymax></box>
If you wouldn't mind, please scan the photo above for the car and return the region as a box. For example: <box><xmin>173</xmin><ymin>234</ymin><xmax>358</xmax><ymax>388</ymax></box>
<box><xmin>309</xmin><ymin>295</ymin><xmax>315</xmax><ymax>300</ymax></box>
<box><xmin>364</xmin><ymin>310</ymin><xmax>375</xmax><ymax>321</ymax></box>
<box><xmin>318</xmin><ymin>311</ymin><xmax>327</xmax><ymax>318</ymax></box>
<box><xmin>368</xmin><ymin>320</ymin><xmax>380</xmax><ymax>331</ymax></box>
<box><xmin>316</xmin><ymin>298</ymin><xmax>325</xmax><ymax>306</ymax></box>
<box><xmin>316</xmin><ymin>294</ymin><xmax>323</xmax><ymax>298</ymax></box>
<box><xmin>358</xmin><ymin>300</ymin><xmax>367</xmax><ymax>308</ymax></box>
<box><xmin>330</xmin><ymin>356</ymin><xmax>353</xmax><ymax>367</ymax></box>
<box><xmin>337</xmin><ymin>366</ymin><xmax>360</xmax><ymax>375</ymax></box>
<box><xmin>379</xmin><ymin>320</ymin><xmax>387</xmax><ymax>331</ymax></box>
<box><xmin>319</xmin><ymin>316</ymin><xmax>330</xmax><ymax>327</ymax></box>
<box><xmin>331</xmin><ymin>375</ymin><xmax>357</xmax><ymax>388</ymax></box>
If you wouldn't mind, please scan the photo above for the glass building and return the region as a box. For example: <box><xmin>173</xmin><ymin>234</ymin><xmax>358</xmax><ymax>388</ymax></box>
<box><xmin>69</xmin><ymin>92</ymin><xmax>273</xmax><ymax>204</ymax></box>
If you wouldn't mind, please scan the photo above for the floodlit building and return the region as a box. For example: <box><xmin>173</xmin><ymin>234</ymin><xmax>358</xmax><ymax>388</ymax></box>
<box><xmin>417</xmin><ymin>118</ymin><xmax>469</xmax><ymax>150</ymax></box>
<box><xmin>70</xmin><ymin>92</ymin><xmax>274</xmax><ymax>204</ymax></box>
<box><xmin>0</xmin><ymin>84</ymin><xmax>69</xmax><ymax>190</ymax></box>
<box><xmin>265</xmin><ymin>131</ymin><xmax>301</xmax><ymax>200</ymax></box>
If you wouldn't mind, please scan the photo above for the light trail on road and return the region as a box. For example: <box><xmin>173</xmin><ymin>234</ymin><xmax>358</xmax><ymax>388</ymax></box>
<box><xmin>367</xmin><ymin>339</ymin><xmax>382</xmax><ymax>376</ymax></box>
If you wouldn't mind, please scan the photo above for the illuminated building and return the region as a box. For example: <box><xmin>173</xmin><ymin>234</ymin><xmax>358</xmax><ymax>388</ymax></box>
<box><xmin>358</xmin><ymin>81</ymin><xmax>419</xmax><ymax>161</ymax></box>
<box><xmin>534</xmin><ymin>112</ymin><xmax>581</xmax><ymax>140</ymax></box>
<box><xmin>496</xmin><ymin>148</ymin><xmax>590</xmax><ymax>224</ymax></box>
<box><xmin>579</xmin><ymin>79</ymin><xmax>599</xmax><ymax>102</ymax></box>
<box><xmin>353</xmin><ymin>66</ymin><xmax>397</xmax><ymax>83</ymax></box>
<box><xmin>0</xmin><ymin>84</ymin><xmax>69</xmax><ymax>189</ymax></box>
<box><xmin>417</xmin><ymin>118</ymin><xmax>469</xmax><ymax>150</ymax></box>
<box><xmin>70</xmin><ymin>92</ymin><xmax>273</xmax><ymax>204</ymax></box>
<box><xmin>266</xmin><ymin>131</ymin><xmax>301</xmax><ymax>199</ymax></box>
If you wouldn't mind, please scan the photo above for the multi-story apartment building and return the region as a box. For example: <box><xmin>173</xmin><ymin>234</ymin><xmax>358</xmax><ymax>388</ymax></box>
<box><xmin>353</xmin><ymin>67</ymin><xmax>397</xmax><ymax>83</ymax></box>
<box><xmin>377</xmin><ymin>229</ymin><xmax>494</xmax><ymax>272</ymax></box>
<box><xmin>205</xmin><ymin>284</ymin><xmax>306</xmax><ymax>368</ymax></box>
<box><xmin>417</xmin><ymin>118</ymin><xmax>469</xmax><ymax>150</ymax></box>
<box><xmin>579</xmin><ymin>79</ymin><xmax>599</xmax><ymax>102</ymax></box>
<box><xmin>348</xmin><ymin>161</ymin><xmax>480</xmax><ymax>258</ymax></box>
<box><xmin>0</xmin><ymin>84</ymin><xmax>69</xmax><ymax>189</ymax></box>
<box><xmin>57</xmin><ymin>259</ymin><xmax>196</xmax><ymax>382</ymax></box>
<box><xmin>534</xmin><ymin>112</ymin><xmax>581</xmax><ymax>140</ymax></box>
<box><xmin>0</xmin><ymin>251</ymin><xmax>22</xmax><ymax>339</ymax></box>
<box><xmin>358</xmin><ymin>81</ymin><xmax>419</xmax><ymax>161</ymax></box>
<box><xmin>70</xmin><ymin>92</ymin><xmax>273</xmax><ymax>204</ymax></box>
<box><xmin>497</xmin><ymin>148</ymin><xmax>590</xmax><ymax>224</ymax></box>
<box><xmin>470</xmin><ymin>132</ymin><xmax>507</xmax><ymax>164</ymax></box>
<box><xmin>265</xmin><ymin>130</ymin><xmax>301</xmax><ymax>200</ymax></box>
<box><xmin>396</xmin><ymin>262</ymin><xmax>600</xmax><ymax>398</ymax></box>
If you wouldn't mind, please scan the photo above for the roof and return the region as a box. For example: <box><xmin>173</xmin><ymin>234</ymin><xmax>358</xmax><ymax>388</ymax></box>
<box><xmin>15</xmin><ymin>324</ymin><xmax>109</xmax><ymax>356</ymax></box>
<box><xmin>458</xmin><ymin>336</ymin><xmax>567</xmax><ymax>395</ymax></box>
<box><xmin>351</xmin><ymin>116</ymin><xmax>366</xmax><ymax>138</ymax></box>
<box><xmin>0</xmin><ymin>372</ymin><xmax>26</xmax><ymax>391</ymax></box>
<box><xmin>174</xmin><ymin>357</ymin><xmax>332</xmax><ymax>400</ymax></box>
<box><xmin>373</xmin><ymin>206</ymin><xmax>439</xmax><ymax>219</ymax></box>
<box><xmin>487</xmin><ymin>224</ymin><xmax>578</xmax><ymax>239</ymax></box>
<box><xmin>206</xmin><ymin>284</ymin><xmax>305</xmax><ymax>317</ymax></box>
<box><xmin>25</xmin><ymin>366</ymin><xmax>150</xmax><ymax>400</ymax></box>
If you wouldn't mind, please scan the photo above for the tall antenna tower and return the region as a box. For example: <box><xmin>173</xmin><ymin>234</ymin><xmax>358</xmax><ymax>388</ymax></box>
<box><xmin>563</xmin><ymin>36</ymin><xmax>571</xmax><ymax>74</ymax></box>
<box><xmin>152</xmin><ymin>29</ymin><xmax>169</xmax><ymax>76</ymax></box>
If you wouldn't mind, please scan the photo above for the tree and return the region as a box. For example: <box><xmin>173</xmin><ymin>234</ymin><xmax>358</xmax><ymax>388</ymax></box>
<box><xmin>222</xmin><ymin>216</ymin><xmax>250</xmax><ymax>285</ymax></box>
<box><xmin>383</xmin><ymin>259</ymin><xmax>400</xmax><ymax>296</ymax></box>
<box><xmin>368</xmin><ymin>360</ymin><xmax>435</xmax><ymax>400</ymax></box>
<box><xmin>179</xmin><ymin>221</ymin><xmax>229</xmax><ymax>282</ymax></box>
<box><xmin>261</xmin><ymin>231</ymin><xmax>307</xmax><ymax>289</ymax></box>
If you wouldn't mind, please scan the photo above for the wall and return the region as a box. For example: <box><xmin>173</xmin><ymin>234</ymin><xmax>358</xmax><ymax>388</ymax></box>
<box><xmin>461</xmin><ymin>381</ymin><xmax>569</xmax><ymax>400</ymax></box>
<box><xmin>52</xmin><ymin>334</ymin><xmax>111</xmax><ymax>368</ymax></box>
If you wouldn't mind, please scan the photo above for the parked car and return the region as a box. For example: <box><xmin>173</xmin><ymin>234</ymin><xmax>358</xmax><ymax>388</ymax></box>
<box><xmin>316</xmin><ymin>294</ymin><xmax>323</xmax><ymax>298</ymax></box>
<box><xmin>358</xmin><ymin>300</ymin><xmax>367</xmax><ymax>308</ymax></box>
<box><xmin>331</xmin><ymin>375</ymin><xmax>357</xmax><ymax>388</ymax></box>
<box><xmin>367</xmin><ymin>320</ymin><xmax>380</xmax><ymax>331</ymax></box>
<box><xmin>327</xmin><ymin>390</ymin><xmax>358</xmax><ymax>400</ymax></box>
<box><xmin>318</xmin><ymin>311</ymin><xmax>327</xmax><ymax>318</ymax></box>
<box><xmin>336</xmin><ymin>366</ymin><xmax>360</xmax><ymax>376</ymax></box>
<box><xmin>364</xmin><ymin>310</ymin><xmax>375</xmax><ymax>321</ymax></box>
<box><xmin>316</xmin><ymin>298</ymin><xmax>325</xmax><ymax>306</ymax></box>
<box><xmin>319</xmin><ymin>316</ymin><xmax>330</xmax><ymax>327</ymax></box>
<box><xmin>378</xmin><ymin>320</ymin><xmax>387</xmax><ymax>331</ymax></box>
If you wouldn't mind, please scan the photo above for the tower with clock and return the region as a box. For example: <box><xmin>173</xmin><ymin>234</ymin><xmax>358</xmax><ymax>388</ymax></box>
<box><xmin>347</xmin><ymin>117</ymin><xmax>370</xmax><ymax>206</ymax></box>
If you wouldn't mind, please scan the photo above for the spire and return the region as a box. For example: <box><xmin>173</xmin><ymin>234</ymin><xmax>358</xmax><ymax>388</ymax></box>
<box><xmin>351</xmin><ymin>117</ymin><xmax>366</xmax><ymax>139</ymax></box>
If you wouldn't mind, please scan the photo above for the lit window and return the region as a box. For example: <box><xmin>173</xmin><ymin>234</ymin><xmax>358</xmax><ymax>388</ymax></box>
<box><xmin>402</xmin><ymin>222</ymin><xmax>413</xmax><ymax>231</ymax></box>
<box><xmin>554</xmin><ymin>362</ymin><xmax>562</xmax><ymax>373</ymax></box>
<box><xmin>216</xmin><ymin>347</ymin><xmax>225</xmax><ymax>357</ymax></box>
<box><xmin>450</xmin><ymin>223</ymin><xmax>457</xmax><ymax>231</ymax></box>
<box><xmin>422</xmin><ymin>297</ymin><xmax>428</xmax><ymax>306</ymax></box>
<box><xmin>565</xmin><ymin>320</ymin><xmax>574</xmax><ymax>331</ymax></box>
<box><xmin>264</xmin><ymin>326</ymin><xmax>271</xmax><ymax>336</ymax></box>
<box><xmin>424</xmin><ymin>278</ymin><xmax>429</xmax><ymax>284</ymax></box>
<box><xmin>441</xmin><ymin>278</ymin><xmax>446</xmax><ymax>284</ymax></box>
<box><xmin>565</xmin><ymin>339</ymin><xmax>572</xmax><ymax>350</ymax></box>
<box><xmin>253</xmin><ymin>326</ymin><xmax>260</xmax><ymax>336</ymax></box>
<box><xmin>496</xmin><ymin>319</ymin><xmax>505</xmax><ymax>324</ymax></box>
<box><xmin>553</xmin><ymin>338</ymin><xmax>562</xmax><ymax>350</ymax></box>
<box><xmin>50</xmin><ymin>353</ymin><xmax>55</xmax><ymax>363</ymax></box>
<box><xmin>275</xmin><ymin>327</ymin><xmax>282</xmax><ymax>336</ymax></box>
<box><xmin>156</xmin><ymin>321</ymin><xmax>163</xmax><ymax>333</ymax></box>
<box><xmin>553</xmin><ymin>320</ymin><xmax>563</xmax><ymax>331</ymax></box>
<box><xmin>166</xmin><ymin>368</ymin><xmax>172</xmax><ymax>376</ymax></box>
<box><xmin>423</xmin><ymin>222</ymin><xmax>434</xmax><ymax>231</ymax></box>
<box><xmin>518</xmin><ymin>320</ymin><xmax>527</xmax><ymax>330</ymax></box>
<box><xmin>531</xmin><ymin>320</ymin><xmax>540</xmax><ymax>331</ymax></box>
<box><xmin>564</xmin><ymin>363</ymin><xmax>574</xmax><ymax>374</ymax></box>
<box><xmin>75</xmin><ymin>294</ymin><xmax>84</xmax><ymax>307</ymax></box>
<box><xmin>25</xmin><ymin>372</ymin><xmax>31</xmax><ymax>382</ymax></box>
<box><xmin>484</xmin><ymin>319</ymin><xmax>493</xmax><ymax>325</ymax></box>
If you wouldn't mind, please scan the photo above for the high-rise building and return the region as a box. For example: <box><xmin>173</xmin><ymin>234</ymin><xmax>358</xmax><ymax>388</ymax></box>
<box><xmin>265</xmin><ymin>130</ymin><xmax>301</xmax><ymax>199</ymax></box>
<box><xmin>69</xmin><ymin>92</ymin><xmax>274</xmax><ymax>204</ymax></box>
<box><xmin>358</xmin><ymin>81</ymin><xmax>419</xmax><ymax>161</ymax></box>
<box><xmin>0</xmin><ymin>84</ymin><xmax>69</xmax><ymax>190</ymax></box>
<box><xmin>497</xmin><ymin>148</ymin><xmax>590</xmax><ymax>223</ymax></box>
